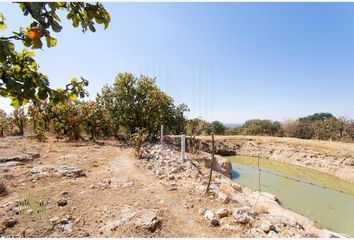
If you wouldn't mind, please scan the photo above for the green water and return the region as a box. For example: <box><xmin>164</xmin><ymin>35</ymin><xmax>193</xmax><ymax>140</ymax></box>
<box><xmin>229</xmin><ymin>156</ymin><xmax>354</xmax><ymax>237</ymax></box>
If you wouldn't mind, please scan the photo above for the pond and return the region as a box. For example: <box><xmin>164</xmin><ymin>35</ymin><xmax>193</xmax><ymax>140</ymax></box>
<box><xmin>228</xmin><ymin>155</ymin><xmax>354</xmax><ymax>237</ymax></box>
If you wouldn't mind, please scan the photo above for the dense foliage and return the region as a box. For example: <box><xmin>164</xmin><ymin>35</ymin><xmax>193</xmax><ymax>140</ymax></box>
<box><xmin>96</xmin><ymin>73</ymin><xmax>189</xmax><ymax>141</ymax></box>
<box><xmin>1</xmin><ymin>3</ymin><xmax>110</xmax><ymax>107</ymax></box>
<box><xmin>0</xmin><ymin>72</ymin><xmax>189</xmax><ymax>143</ymax></box>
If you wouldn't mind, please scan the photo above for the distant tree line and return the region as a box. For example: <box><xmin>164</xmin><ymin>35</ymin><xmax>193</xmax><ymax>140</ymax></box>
<box><xmin>183</xmin><ymin>113</ymin><xmax>354</xmax><ymax>142</ymax></box>
<box><xmin>0</xmin><ymin>72</ymin><xmax>189</xmax><ymax>142</ymax></box>
<box><xmin>223</xmin><ymin>113</ymin><xmax>354</xmax><ymax>142</ymax></box>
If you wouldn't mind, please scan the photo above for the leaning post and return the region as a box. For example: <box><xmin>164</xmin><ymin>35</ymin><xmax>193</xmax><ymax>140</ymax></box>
<box><xmin>160</xmin><ymin>125</ymin><xmax>164</xmax><ymax>146</ymax></box>
<box><xmin>205</xmin><ymin>133</ymin><xmax>215</xmax><ymax>194</ymax></box>
<box><xmin>181</xmin><ymin>134</ymin><xmax>186</xmax><ymax>161</ymax></box>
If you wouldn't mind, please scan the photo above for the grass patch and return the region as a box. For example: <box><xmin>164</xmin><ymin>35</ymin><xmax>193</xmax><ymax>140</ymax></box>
<box><xmin>228</xmin><ymin>155</ymin><xmax>354</xmax><ymax>196</ymax></box>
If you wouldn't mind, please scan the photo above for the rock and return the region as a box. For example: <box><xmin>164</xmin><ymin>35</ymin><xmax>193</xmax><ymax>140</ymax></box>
<box><xmin>233</xmin><ymin>206</ymin><xmax>255</xmax><ymax>224</ymax></box>
<box><xmin>61</xmin><ymin>191</ymin><xmax>69</xmax><ymax>196</ymax></box>
<box><xmin>56</xmin><ymin>165</ymin><xmax>86</xmax><ymax>178</ymax></box>
<box><xmin>27</xmin><ymin>152</ymin><xmax>40</xmax><ymax>158</ymax></box>
<box><xmin>216</xmin><ymin>208</ymin><xmax>229</xmax><ymax>218</ymax></box>
<box><xmin>260</xmin><ymin>221</ymin><xmax>277</xmax><ymax>234</ymax></box>
<box><xmin>57</xmin><ymin>198</ymin><xmax>68</xmax><ymax>207</ymax></box>
<box><xmin>136</xmin><ymin>209</ymin><xmax>161</xmax><ymax>232</ymax></box>
<box><xmin>50</xmin><ymin>216</ymin><xmax>60</xmax><ymax>225</ymax></box>
<box><xmin>218</xmin><ymin>192</ymin><xmax>229</xmax><ymax>204</ymax></box>
<box><xmin>3</xmin><ymin>217</ymin><xmax>18</xmax><ymax>228</ymax></box>
<box><xmin>60</xmin><ymin>218</ymin><xmax>69</xmax><ymax>224</ymax></box>
<box><xmin>0</xmin><ymin>161</ymin><xmax>24</xmax><ymax>169</ymax></box>
<box><xmin>261</xmin><ymin>192</ymin><xmax>280</xmax><ymax>204</ymax></box>
<box><xmin>267</xmin><ymin>230</ymin><xmax>279</xmax><ymax>238</ymax></box>
<box><xmin>249</xmin><ymin>228</ymin><xmax>264</xmax><ymax>237</ymax></box>
<box><xmin>198</xmin><ymin>208</ymin><xmax>206</xmax><ymax>215</ymax></box>
<box><xmin>28</xmin><ymin>165</ymin><xmax>55</xmax><ymax>178</ymax></box>
<box><xmin>204</xmin><ymin>210</ymin><xmax>219</xmax><ymax>226</ymax></box>
<box><xmin>222</xmin><ymin>224</ymin><xmax>241</xmax><ymax>232</ymax></box>
<box><xmin>231</xmin><ymin>182</ymin><xmax>243</xmax><ymax>192</ymax></box>
<box><xmin>0</xmin><ymin>155</ymin><xmax>33</xmax><ymax>163</ymax></box>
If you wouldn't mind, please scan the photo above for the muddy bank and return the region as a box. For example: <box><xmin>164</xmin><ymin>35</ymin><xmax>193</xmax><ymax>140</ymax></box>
<box><xmin>166</xmin><ymin>136</ymin><xmax>354</xmax><ymax>184</ymax></box>
<box><xmin>139</xmin><ymin>143</ymin><xmax>346</xmax><ymax>238</ymax></box>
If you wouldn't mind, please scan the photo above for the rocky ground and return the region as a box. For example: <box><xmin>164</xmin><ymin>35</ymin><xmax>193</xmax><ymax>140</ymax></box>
<box><xmin>0</xmin><ymin>135</ymin><xmax>345</xmax><ymax>237</ymax></box>
<box><xmin>167</xmin><ymin>135</ymin><xmax>354</xmax><ymax>184</ymax></box>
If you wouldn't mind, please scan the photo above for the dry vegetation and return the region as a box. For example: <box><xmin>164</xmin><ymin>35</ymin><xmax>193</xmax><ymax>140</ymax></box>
<box><xmin>198</xmin><ymin>135</ymin><xmax>354</xmax><ymax>158</ymax></box>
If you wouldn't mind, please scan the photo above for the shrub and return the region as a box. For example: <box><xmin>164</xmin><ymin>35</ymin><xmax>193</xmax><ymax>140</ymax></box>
<box><xmin>130</xmin><ymin>128</ymin><xmax>147</xmax><ymax>158</ymax></box>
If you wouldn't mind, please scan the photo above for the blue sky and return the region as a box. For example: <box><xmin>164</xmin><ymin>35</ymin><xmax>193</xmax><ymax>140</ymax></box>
<box><xmin>1</xmin><ymin>3</ymin><xmax>354</xmax><ymax>123</ymax></box>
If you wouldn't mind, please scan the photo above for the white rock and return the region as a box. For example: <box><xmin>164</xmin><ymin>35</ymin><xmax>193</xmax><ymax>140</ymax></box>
<box><xmin>233</xmin><ymin>206</ymin><xmax>255</xmax><ymax>224</ymax></box>
<box><xmin>204</xmin><ymin>210</ymin><xmax>219</xmax><ymax>226</ymax></box>
<box><xmin>218</xmin><ymin>192</ymin><xmax>229</xmax><ymax>204</ymax></box>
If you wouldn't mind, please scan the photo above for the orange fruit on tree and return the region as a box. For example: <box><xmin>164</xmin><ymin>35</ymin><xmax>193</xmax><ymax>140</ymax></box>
<box><xmin>27</xmin><ymin>27</ymin><xmax>42</xmax><ymax>40</ymax></box>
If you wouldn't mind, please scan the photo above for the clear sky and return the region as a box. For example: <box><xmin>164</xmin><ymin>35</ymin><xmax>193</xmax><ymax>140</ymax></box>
<box><xmin>1</xmin><ymin>3</ymin><xmax>354</xmax><ymax>123</ymax></box>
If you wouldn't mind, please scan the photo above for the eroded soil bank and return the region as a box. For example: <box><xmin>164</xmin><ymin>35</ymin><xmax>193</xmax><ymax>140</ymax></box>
<box><xmin>167</xmin><ymin>135</ymin><xmax>354</xmax><ymax>184</ymax></box>
<box><xmin>0</xmin><ymin>136</ymin><xmax>346</xmax><ymax>237</ymax></box>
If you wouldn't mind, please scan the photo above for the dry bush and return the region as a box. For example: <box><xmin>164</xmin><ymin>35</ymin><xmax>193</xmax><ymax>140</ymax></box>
<box><xmin>0</xmin><ymin>182</ymin><xmax>8</xmax><ymax>197</ymax></box>
<box><xmin>254</xmin><ymin>203</ymin><xmax>269</xmax><ymax>214</ymax></box>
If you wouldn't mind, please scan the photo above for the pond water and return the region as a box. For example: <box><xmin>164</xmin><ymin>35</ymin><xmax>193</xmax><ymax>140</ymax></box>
<box><xmin>229</xmin><ymin>156</ymin><xmax>354</xmax><ymax>237</ymax></box>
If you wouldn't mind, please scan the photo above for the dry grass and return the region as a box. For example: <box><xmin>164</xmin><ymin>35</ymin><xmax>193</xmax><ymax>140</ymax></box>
<box><xmin>196</xmin><ymin>135</ymin><xmax>354</xmax><ymax>158</ymax></box>
<box><xmin>0</xmin><ymin>182</ymin><xmax>8</xmax><ymax>197</ymax></box>
<box><xmin>254</xmin><ymin>203</ymin><xmax>269</xmax><ymax>214</ymax></box>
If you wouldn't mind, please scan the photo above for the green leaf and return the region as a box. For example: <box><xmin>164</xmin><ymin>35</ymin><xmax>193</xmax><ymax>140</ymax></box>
<box><xmin>0</xmin><ymin>22</ymin><xmax>6</xmax><ymax>30</ymax></box>
<box><xmin>45</xmin><ymin>35</ymin><xmax>57</xmax><ymax>48</ymax></box>
<box><xmin>10</xmin><ymin>98</ymin><xmax>20</xmax><ymax>108</ymax></box>
<box><xmin>32</xmin><ymin>38</ymin><xmax>43</xmax><ymax>49</ymax></box>
<box><xmin>70</xmin><ymin>94</ymin><xmax>78</xmax><ymax>101</ymax></box>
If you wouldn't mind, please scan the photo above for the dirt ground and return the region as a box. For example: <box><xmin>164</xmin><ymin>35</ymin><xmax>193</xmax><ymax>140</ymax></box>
<box><xmin>1</xmin><ymin>135</ymin><xmax>346</xmax><ymax>238</ymax></box>
<box><xmin>0</xmin><ymin>135</ymin><xmax>245</xmax><ymax>237</ymax></box>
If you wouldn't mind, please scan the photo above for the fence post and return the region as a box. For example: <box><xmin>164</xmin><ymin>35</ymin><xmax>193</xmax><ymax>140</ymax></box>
<box><xmin>160</xmin><ymin>125</ymin><xmax>164</xmax><ymax>146</ymax></box>
<box><xmin>205</xmin><ymin>133</ymin><xmax>215</xmax><ymax>194</ymax></box>
<box><xmin>181</xmin><ymin>134</ymin><xmax>185</xmax><ymax>161</ymax></box>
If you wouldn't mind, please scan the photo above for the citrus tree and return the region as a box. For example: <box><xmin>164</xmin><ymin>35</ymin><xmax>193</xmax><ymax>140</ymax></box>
<box><xmin>0</xmin><ymin>3</ymin><xmax>111</xmax><ymax>107</ymax></box>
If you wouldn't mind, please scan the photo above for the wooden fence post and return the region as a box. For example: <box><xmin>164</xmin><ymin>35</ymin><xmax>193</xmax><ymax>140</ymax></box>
<box><xmin>160</xmin><ymin>125</ymin><xmax>164</xmax><ymax>146</ymax></box>
<box><xmin>205</xmin><ymin>133</ymin><xmax>215</xmax><ymax>194</ymax></box>
<box><xmin>181</xmin><ymin>134</ymin><xmax>186</xmax><ymax>161</ymax></box>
